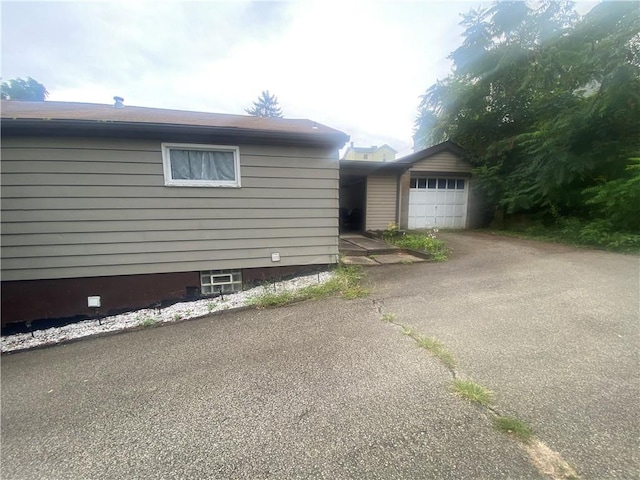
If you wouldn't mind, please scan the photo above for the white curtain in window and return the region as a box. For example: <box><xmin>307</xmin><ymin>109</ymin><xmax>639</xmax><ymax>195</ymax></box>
<box><xmin>170</xmin><ymin>150</ymin><xmax>235</xmax><ymax>181</ymax></box>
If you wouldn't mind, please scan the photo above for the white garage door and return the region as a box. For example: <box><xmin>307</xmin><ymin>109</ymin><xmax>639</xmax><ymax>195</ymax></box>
<box><xmin>408</xmin><ymin>177</ymin><xmax>468</xmax><ymax>229</ymax></box>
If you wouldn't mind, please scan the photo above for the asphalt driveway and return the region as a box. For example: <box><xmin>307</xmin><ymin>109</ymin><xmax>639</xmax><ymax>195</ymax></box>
<box><xmin>2</xmin><ymin>232</ymin><xmax>638</xmax><ymax>479</ymax></box>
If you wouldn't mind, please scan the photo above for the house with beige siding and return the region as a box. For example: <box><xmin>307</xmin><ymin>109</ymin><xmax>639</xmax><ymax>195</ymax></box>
<box><xmin>341</xmin><ymin>143</ymin><xmax>397</xmax><ymax>162</ymax></box>
<box><xmin>339</xmin><ymin>141</ymin><xmax>482</xmax><ymax>233</ymax></box>
<box><xmin>1</xmin><ymin>100</ymin><xmax>348</xmax><ymax>327</ymax></box>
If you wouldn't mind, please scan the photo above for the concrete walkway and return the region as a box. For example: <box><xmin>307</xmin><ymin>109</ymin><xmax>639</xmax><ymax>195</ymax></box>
<box><xmin>340</xmin><ymin>234</ymin><xmax>426</xmax><ymax>266</ymax></box>
<box><xmin>2</xmin><ymin>232</ymin><xmax>638</xmax><ymax>479</ymax></box>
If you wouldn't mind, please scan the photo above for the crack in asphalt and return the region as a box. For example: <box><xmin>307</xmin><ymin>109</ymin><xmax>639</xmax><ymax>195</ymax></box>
<box><xmin>371</xmin><ymin>297</ymin><xmax>580</xmax><ymax>480</ymax></box>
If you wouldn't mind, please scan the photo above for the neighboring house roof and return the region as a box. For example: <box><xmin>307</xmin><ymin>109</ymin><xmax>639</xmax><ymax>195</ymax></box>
<box><xmin>349</xmin><ymin>144</ymin><xmax>398</xmax><ymax>154</ymax></box>
<box><xmin>0</xmin><ymin>100</ymin><xmax>349</xmax><ymax>147</ymax></box>
<box><xmin>340</xmin><ymin>141</ymin><xmax>467</xmax><ymax>175</ymax></box>
<box><xmin>350</xmin><ymin>146</ymin><xmax>379</xmax><ymax>154</ymax></box>
<box><xmin>396</xmin><ymin>141</ymin><xmax>465</xmax><ymax>165</ymax></box>
<box><xmin>343</xmin><ymin>142</ymin><xmax>398</xmax><ymax>157</ymax></box>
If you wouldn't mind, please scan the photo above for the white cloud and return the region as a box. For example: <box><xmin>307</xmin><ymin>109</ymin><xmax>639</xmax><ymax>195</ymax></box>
<box><xmin>2</xmin><ymin>1</ymin><xmax>599</xmax><ymax>157</ymax></box>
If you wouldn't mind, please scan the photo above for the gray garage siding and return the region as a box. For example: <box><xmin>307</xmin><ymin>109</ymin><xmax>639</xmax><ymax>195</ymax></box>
<box><xmin>1</xmin><ymin>138</ymin><xmax>339</xmax><ymax>281</ymax></box>
<box><xmin>365</xmin><ymin>174</ymin><xmax>398</xmax><ymax>231</ymax></box>
<box><xmin>408</xmin><ymin>151</ymin><xmax>473</xmax><ymax>174</ymax></box>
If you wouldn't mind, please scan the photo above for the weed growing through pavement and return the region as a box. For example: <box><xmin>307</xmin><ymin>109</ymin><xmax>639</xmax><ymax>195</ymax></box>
<box><xmin>381</xmin><ymin>312</ymin><xmax>397</xmax><ymax>322</ymax></box>
<box><xmin>452</xmin><ymin>378</ymin><xmax>495</xmax><ymax>406</ymax></box>
<box><xmin>416</xmin><ymin>336</ymin><xmax>457</xmax><ymax>369</ymax></box>
<box><xmin>494</xmin><ymin>415</ymin><xmax>534</xmax><ymax>443</ymax></box>
<box><xmin>401</xmin><ymin>325</ymin><xmax>416</xmax><ymax>337</ymax></box>
<box><xmin>248</xmin><ymin>265</ymin><xmax>368</xmax><ymax>308</ymax></box>
<box><xmin>381</xmin><ymin>313</ymin><xmax>579</xmax><ymax>478</ymax></box>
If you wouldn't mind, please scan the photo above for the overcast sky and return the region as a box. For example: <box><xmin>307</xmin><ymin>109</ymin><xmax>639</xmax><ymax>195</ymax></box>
<box><xmin>2</xmin><ymin>1</ymin><xmax>597</xmax><ymax>157</ymax></box>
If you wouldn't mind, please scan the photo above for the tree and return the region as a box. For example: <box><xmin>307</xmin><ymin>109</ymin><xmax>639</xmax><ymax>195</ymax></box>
<box><xmin>1</xmin><ymin>77</ymin><xmax>49</xmax><ymax>101</ymax></box>
<box><xmin>414</xmin><ymin>1</ymin><xmax>640</xmax><ymax>235</ymax></box>
<box><xmin>245</xmin><ymin>90</ymin><xmax>283</xmax><ymax>117</ymax></box>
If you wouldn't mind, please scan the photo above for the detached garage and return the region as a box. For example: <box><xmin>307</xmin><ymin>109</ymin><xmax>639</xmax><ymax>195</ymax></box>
<box><xmin>398</xmin><ymin>141</ymin><xmax>481</xmax><ymax>230</ymax></box>
<box><xmin>408</xmin><ymin>176</ymin><xmax>468</xmax><ymax>229</ymax></box>
<box><xmin>340</xmin><ymin>141</ymin><xmax>482</xmax><ymax>233</ymax></box>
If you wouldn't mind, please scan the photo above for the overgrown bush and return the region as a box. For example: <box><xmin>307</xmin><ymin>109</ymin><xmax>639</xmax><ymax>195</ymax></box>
<box><xmin>507</xmin><ymin>216</ymin><xmax>640</xmax><ymax>252</ymax></box>
<box><xmin>383</xmin><ymin>225</ymin><xmax>449</xmax><ymax>261</ymax></box>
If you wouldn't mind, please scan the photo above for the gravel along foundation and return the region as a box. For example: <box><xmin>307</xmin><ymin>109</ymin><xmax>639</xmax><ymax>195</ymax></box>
<box><xmin>1</xmin><ymin>271</ymin><xmax>334</xmax><ymax>353</ymax></box>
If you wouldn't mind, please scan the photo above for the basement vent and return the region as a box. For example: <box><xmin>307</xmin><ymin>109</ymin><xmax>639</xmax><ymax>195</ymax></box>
<box><xmin>200</xmin><ymin>269</ymin><xmax>242</xmax><ymax>295</ymax></box>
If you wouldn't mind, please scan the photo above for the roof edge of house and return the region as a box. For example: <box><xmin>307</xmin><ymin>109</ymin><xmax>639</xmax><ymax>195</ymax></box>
<box><xmin>0</xmin><ymin>100</ymin><xmax>350</xmax><ymax>148</ymax></box>
<box><xmin>1</xmin><ymin>117</ymin><xmax>350</xmax><ymax>148</ymax></box>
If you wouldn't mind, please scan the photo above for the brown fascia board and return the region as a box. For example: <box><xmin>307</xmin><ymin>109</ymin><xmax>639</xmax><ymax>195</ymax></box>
<box><xmin>1</xmin><ymin>118</ymin><xmax>350</xmax><ymax>149</ymax></box>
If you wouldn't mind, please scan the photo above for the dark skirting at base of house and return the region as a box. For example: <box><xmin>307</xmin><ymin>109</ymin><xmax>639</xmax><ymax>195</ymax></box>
<box><xmin>1</xmin><ymin>264</ymin><xmax>331</xmax><ymax>334</ymax></box>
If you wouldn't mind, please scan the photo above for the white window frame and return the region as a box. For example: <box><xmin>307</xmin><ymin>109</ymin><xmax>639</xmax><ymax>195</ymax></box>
<box><xmin>161</xmin><ymin>143</ymin><xmax>241</xmax><ymax>187</ymax></box>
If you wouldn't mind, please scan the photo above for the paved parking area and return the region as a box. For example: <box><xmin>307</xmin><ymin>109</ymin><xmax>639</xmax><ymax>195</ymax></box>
<box><xmin>365</xmin><ymin>232</ymin><xmax>640</xmax><ymax>479</ymax></box>
<box><xmin>2</xmin><ymin>232</ymin><xmax>638</xmax><ymax>479</ymax></box>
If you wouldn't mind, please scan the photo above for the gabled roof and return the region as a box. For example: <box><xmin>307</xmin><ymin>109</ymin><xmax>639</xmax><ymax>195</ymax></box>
<box><xmin>350</xmin><ymin>146</ymin><xmax>378</xmax><ymax>154</ymax></box>
<box><xmin>396</xmin><ymin>141</ymin><xmax>465</xmax><ymax>165</ymax></box>
<box><xmin>1</xmin><ymin>100</ymin><xmax>350</xmax><ymax>148</ymax></box>
<box><xmin>347</xmin><ymin>143</ymin><xmax>398</xmax><ymax>154</ymax></box>
<box><xmin>376</xmin><ymin>144</ymin><xmax>398</xmax><ymax>153</ymax></box>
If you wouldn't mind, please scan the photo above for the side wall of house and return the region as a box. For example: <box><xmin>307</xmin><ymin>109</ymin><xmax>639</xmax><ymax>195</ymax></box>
<box><xmin>1</xmin><ymin>137</ymin><xmax>339</xmax><ymax>281</ymax></box>
<box><xmin>365</xmin><ymin>174</ymin><xmax>398</xmax><ymax>230</ymax></box>
<box><xmin>1</xmin><ymin>137</ymin><xmax>339</xmax><ymax>324</ymax></box>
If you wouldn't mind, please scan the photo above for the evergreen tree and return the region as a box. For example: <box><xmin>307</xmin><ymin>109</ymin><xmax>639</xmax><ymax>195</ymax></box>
<box><xmin>245</xmin><ymin>90</ymin><xmax>283</xmax><ymax>117</ymax></box>
<box><xmin>1</xmin><ymin>77</ymin><xmax>49</xmax><ymax>101</ymax></box>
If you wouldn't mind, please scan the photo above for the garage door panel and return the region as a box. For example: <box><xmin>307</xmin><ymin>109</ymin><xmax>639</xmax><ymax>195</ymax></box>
<box><xmin>413</xmin><ymin>191</ymin><xmax>427</xmax><ymax>205</ymax></box>
<box><xmin>409</xmin><ymin>176</ymin><xmax>468</xmax><ymax>229</ymax></box>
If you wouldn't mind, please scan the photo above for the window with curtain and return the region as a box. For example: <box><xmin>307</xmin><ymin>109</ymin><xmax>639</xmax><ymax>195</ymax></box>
<box><xmin>161</xmin><ymin>143</ymin><xmax>240</xmax><ymax>187</ymax></box>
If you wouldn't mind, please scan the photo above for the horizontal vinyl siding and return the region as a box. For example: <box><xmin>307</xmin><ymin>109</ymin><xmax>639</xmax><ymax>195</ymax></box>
<box><xmin>409</xmin><ymin>151</ymin><xmax>472</xmax><ymax>174</ymax></box>
<box><xmin>366</xmin><ymin>175</ymin><xmax>398</xmax><ymax>231</ymax></box>
<box><xmin>1</xmin><ymin>137</ymin><xmax>340</xmax><ymax>281</ymax></box>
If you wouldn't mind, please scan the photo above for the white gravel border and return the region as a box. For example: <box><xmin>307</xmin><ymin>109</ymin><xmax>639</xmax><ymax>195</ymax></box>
<box><xmin>1</xmin><ymin>271</ymin><xmax>334</xmax><ymax>353</ymax></box>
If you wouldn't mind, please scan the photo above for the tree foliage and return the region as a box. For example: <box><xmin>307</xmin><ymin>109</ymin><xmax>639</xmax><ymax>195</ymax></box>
<box><xmin>1</xmin><ymin>77</ymin><xmax>49</xmax><ymax>101</ymax></box>
<box><xmin>414</xmin><ymin>1</ymin><xmax>640</xmax><ymax>235</ymax></box>
<box><xmin>245</xmin><ymin>90</ymin><xmax>283</xmax><ymax>117</ymax></box>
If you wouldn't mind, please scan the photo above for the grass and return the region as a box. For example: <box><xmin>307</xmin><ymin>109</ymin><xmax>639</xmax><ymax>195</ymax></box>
<box><xmin>452</xmin><ymin>378</ymin><xmax>494</xmax><ymax>406</ymax></box>
<box><xmin>248</xmin><ymin>265</ymin><xmax>368</xmax><ymax>308</ymax></box>
<box><xmin>385</xmin><ymin>231</ymin><xmax>449</xmax><ymax>261</ymax></box>
<box><xmin>400</xmin><ymin>327</ymin><xmax>457</xmax><ymax>369</ymax></box>
<box><xmin>484</xmin><ymin>217</ymin><xmax>640</xmax><ymax>253</ymax></box>
<box><xmin>401</xmin><ymin>325</ymin><xmax>417</xmax><ymax>338</ymax></box>
<box><xmin>416</xmin><ymin>335</ymin><xmax>457</xmax><ymax>369</ymax></box>
<box><xmin>140</xmin><ymin>316</ymin><xmax>157</xmax><ymax>328</ymax></box>
<box><xmin>381</xmin><ymin>312</ymin><xmax>397</xmax><ymax>322</ymax></box>
<box><xmin>494</xmin><ymin>415</ymin><xmax>534</xmax><ymax>443</ymax></box>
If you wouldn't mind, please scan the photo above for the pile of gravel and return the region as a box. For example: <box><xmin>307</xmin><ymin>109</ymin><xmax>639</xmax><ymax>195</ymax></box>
<box><xmin>1</xmin><ymin>271</ymin><xmax>334</xmax><ymax>353</ymax></box>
